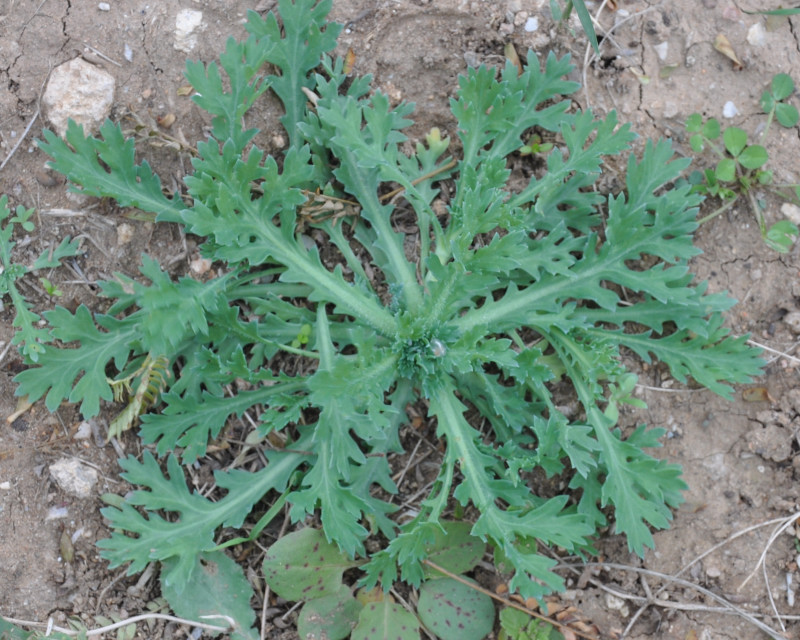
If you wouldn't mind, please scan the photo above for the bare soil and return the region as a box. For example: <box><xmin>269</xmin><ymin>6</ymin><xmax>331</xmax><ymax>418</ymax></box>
<box><xmin>1</xmin><ymin>1</ymin><xmax>800</xmax><ymax>639</ymax></box>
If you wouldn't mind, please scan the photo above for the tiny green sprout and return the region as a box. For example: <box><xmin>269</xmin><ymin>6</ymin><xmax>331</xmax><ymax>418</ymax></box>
<box><xmin>8</xmin><ymin>203</ymin><xmax>35</xmax><ymax>232</ymax></box>
<box><xmin>425</xmin><ymin>127</ymin><xmax>449</xmax><ymax>156</ymax></box>
<box><xmin>39</xmin><ymin>276</ymin><xmax>62</xmax><ymax>297</ymax></box>
<box><xmin>499</xmin><ymin>608</ymin><xmax>565</xmax><ymax>640</ymax></box>
<box><xmin>519</xmin><ymin>133</ymin><xmax>554</xmax><ymax>156</ymax></box>
<box><xmin>290</xmin><ymin>323</ymin><xmax>312</xmax><ymax>349</ymax></box>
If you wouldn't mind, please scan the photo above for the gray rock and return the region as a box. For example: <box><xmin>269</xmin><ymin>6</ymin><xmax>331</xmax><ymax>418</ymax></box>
<box><xmin>42</xmin><ymin>58</ymin><xmax>115</xmax><ymax>137</ymax></box>
<box><xmin>49</xmin><ymin>458</ymin><xmax>98</xmax><ymax>499</ymax></box>
<box><xmin>175</xmin><ymin>9</ymin><xmax>204</xmax><ymax>53</ymax></box>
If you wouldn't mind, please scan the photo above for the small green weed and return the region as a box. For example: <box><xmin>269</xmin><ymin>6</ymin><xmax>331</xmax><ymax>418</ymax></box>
<box><xmin>686</xmin><ymin>73</ymin><xmax>800</xmax><ymax>252</ymax></box>
<box><xmin>498</xmin><ymin>608</ymin><xmax>564</xmax><ymax>640</ymax></box>
<box><xmin>2</xmin><ymin>0</ymin><xmax>764</xmax><ymax>638</ymax></box>
<box><xmin>548</xmin><ymin>0</ymin><xmax>601</xmax><ymax>53</ymax></box>
<box><xmin>0</xmin><ymin>195</ymin><xmax>80</xmax><ymax>361</ymax></box>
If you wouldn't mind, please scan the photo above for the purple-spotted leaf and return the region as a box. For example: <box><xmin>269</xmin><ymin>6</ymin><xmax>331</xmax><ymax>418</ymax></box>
<box><xmin>422</xmin><ymin>521</ymin><xmax>485</xmax><ymax>579</ymax></box>
<box><xmin>417</xmin><ymin>577</ymin><xmax>494</xmax><ymax>640</ymax></box>
<box><xmin>262</xmin><ymin>527</ymin><xmax>359</xmax><ymax>601</ymax></box>
<box><xmin>352</xmin><ymin>599</ymin><xmax>420</xmax><ymax>640</ymax></box>
<box><xmin>297</xmin><ymin>584</ymin><xmax>362</xmax><ymax>640</ymax></box>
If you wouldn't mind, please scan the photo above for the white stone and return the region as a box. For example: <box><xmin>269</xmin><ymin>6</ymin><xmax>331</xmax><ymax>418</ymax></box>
<box><xmin>174</xmin><ymin>9</ymin><xmax>204</xmax><ymax>53</ymax></box>
<box><xmin>98</xmin><ymin>2</ymin><xmax>110</xmax><ymax>10</ymax></box>
<box><xmin>781</xmin><ymin>202</ymin><xmax>800</xmax><ymax>225</ymax></box>
<box><xmin>42</xmin><ymin>58</ymin><xmax>115</xmax><ymax>137</ymax></box>
<box><xmin>783</xmin><ymin>310</ymin><xmax>800</xmax><ymax>334</ymax></box>
<box><xmin>747</xmin><ymin>22</ymin><xmax>766</xmax><ymax>47</ymax></box>
<box><xmin>722</xmin><ymin>101</ymin><xmax>739</xmax><ymax>118</ymax></box>
<box><xmin>524</xmin><ymin>16</ymin><xmax>539</xmax><ymax>32</ymax></box>
<box><xmin>116</xmin><ymin>222</ymin><xmax>134</xmax><ymax>245</ymax></box>
<box><xmin>705</xmin><ymin>564</ymin><xmax>722</xmax><ymax>578</ymax></box>
<box><xmin>662</xmin><ymin>101</ymin><xmax>679</xmax><ymax>118</ymax></box>
<box><xmin>653</xmin><ymin>41</ymin><xmax>668</xmax><ymax>61</ymax></box>
<box><xmin>49</xmin><ymin>458</ymin><xmax>98</xmax><ymax>499</ymax></box>
<box><xmin>604</xmin><ymin>593</ymin><xmax>629</xmax><ymax>616</ymax></box>
<box><xmin>74</xmin><ymin>421</ymin><xmax>93</xmax><ymax>440</ymax></box>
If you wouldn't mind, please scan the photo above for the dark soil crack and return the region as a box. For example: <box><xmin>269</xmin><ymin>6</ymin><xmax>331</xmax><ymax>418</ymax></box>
<box><xmin>62</xmin><ymin>0</ymin><xmax>70</xmax><ymax>37</ymax></box>
<box><xmin>637</xmin><ymin>3</ymin><xmax>648</xmax><ymax>115</ymax></box>
<box><xmin>720</xmin><ymin>254</ymin><xmax>757</xmax><ymax>269</ymax></box>
<box><xmin>140</xmin><ymin>8</ymin><xmax>163</xmax><ymax>77</ymax></box>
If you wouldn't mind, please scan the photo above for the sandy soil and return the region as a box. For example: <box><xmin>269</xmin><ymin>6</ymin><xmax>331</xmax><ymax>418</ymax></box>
<box><xmin>1</xmin><ymin>1</ymin><xmax>800</xmax><ymax>638</ymax></box>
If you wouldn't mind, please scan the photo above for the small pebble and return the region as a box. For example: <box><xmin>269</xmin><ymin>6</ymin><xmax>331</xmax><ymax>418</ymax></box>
<box><xmin>604</xmin><ymin>593</ymin><xmax>629</xmax><ymax>616</ymax></box>
<box><xmin>46</xmin><ymin>505</ymin><xmax>70</xmax><ymax>520</ymax></box>
<box><xmin>98</xmin><ymin>2</ymin><xmax>110</xmax><ymax>10</ymax></box>
<box><xmin>124</xmin><ymin>43</ymin><xmax>133</xmax><ymax>62</ymax></box>
<box><xmin>747</xmin><ymin>22</ymin><xmax>766</xmax><ymax>46</ymax></box>
<box><xmin>653</xmin><ymin>41</ymin><xmax>668</xmax><ymax>61</ymax></box>
<box><xmin>524</xmin><ymin>16</ymin><xmax>538</xmax><ymax>32</ymax></box>
<box><xmin>463</xmin><ymin>51</ymin><xmax>480</xmax><ymax>67</ymax></box>
<box><xmin>722</xmin><ymin>101</ymin><xmax>739</xmax><ymax>118</ymax></box>
<box><xmin>116</xmin><ymin>222</ymin><xmax>134</xmax><ymax>245</ymax></box>
<box><xmin>74</xmin><ymin>421</ymin><xmax>93</xmax><ymax>440</ymax></box>
<box><xmin>784</xmin><ymin>311</ymin><xmax>800</xmax><ymax>334</ymax></box>
<box><xmin>190</xmin><ymin>256</ymin><xmax>212</xmax><ymax>276</ymax></box>
<box><xmin>781</xmin><ymin>202</ymin><xmax>800</xmax><ymax>225</ymax></box>
<box><xmin>0</xmin><ymin>481</ymin><xmax>10</xmax><ymax>490</ymax></box>
<box><xmin>49</xmin><ymin>458</ymin><xmax>98</xmax><ymax>499</ymax></box>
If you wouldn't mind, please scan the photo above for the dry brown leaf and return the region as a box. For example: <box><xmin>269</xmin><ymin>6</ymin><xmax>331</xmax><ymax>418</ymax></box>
<box><xmin>714</xmin><ymin>34</ymin><xmax>743</xmax><ymax>70</ymax></box>
<box><xmin>742</xmin><ymin>387</ymin><xmax>775</xmax><ymax>403</ymax></box>
<box><xmin>157</xmin><ymin>113</ymin><xmax>176</xmax><ymax>129</ymax></box>
<box><xmin>504</xmin><ymin>41</ymin><xmax>523</xmax><ymax>76</ymax></box>
<box><xmin>343</xmin><ymin>47</ymin><xmax>356</xmax><ymax>75</ymax></box>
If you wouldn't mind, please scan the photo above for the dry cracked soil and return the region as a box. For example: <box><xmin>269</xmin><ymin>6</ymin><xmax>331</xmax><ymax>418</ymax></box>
<box><xmin>2</xmin><ymin>1</ymin><xmax>800</xmax><ymax>639</ymax></box>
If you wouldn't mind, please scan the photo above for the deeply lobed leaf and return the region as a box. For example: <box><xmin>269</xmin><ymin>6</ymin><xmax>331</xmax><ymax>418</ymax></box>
<box><xmin>9</xmin><ymin>0</ymin><xmax>765</xmax><ymax>611</ymax></box>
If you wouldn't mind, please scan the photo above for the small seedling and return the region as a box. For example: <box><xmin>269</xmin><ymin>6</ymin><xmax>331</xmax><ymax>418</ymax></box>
<box><xmin>498</xmin><ymin>608</ymin><xmax>564</xmax><ymax>640</ymax></box>
<box><xmin>686</xmin><ymin>73</ymin><xmax>800</xmax><ymax>252</ymax></box>
<box><xmin>39</xmin><ymin>276</ymin><xmax>63</xmax><ymax>297</ymax></box>
<box><xmin>0</xmin><ymin>195</ymin><xmax>80</xmax><ymax>361</ymax></box>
